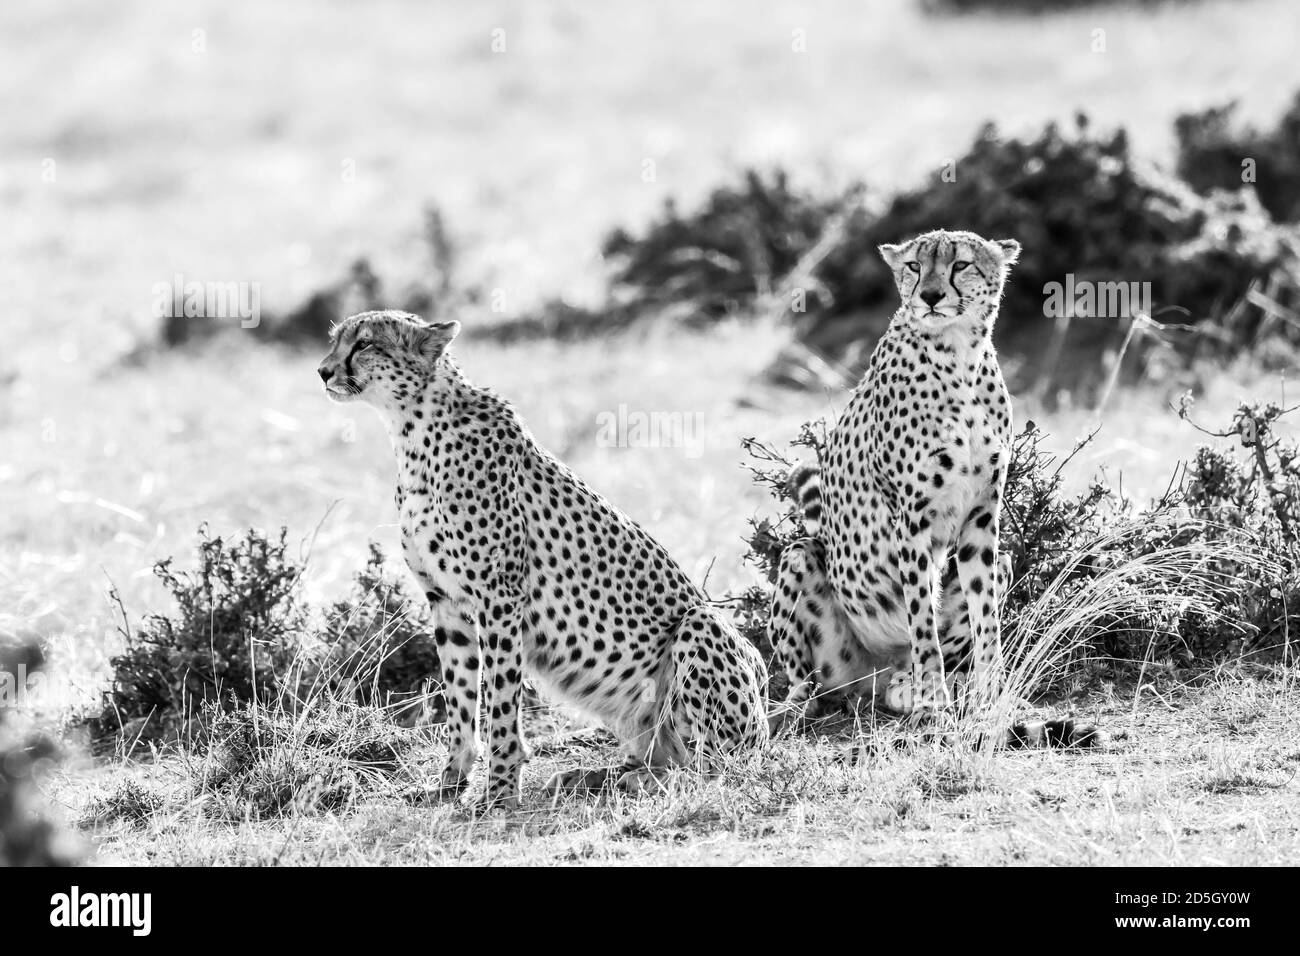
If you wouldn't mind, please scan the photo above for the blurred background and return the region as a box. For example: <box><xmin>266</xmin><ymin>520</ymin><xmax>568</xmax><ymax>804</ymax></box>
<box><xmin>3</xmin><ymin>0</ymin><xmax>1299</xmax><ymax>709</ymax></box>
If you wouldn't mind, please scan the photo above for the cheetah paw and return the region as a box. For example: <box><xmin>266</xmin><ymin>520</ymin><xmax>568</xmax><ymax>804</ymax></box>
<box><xmin>406</xmin><ymin>783</ymin><xmax>468</xmax><ymax>805</ymax></box>
<box><xmin>469</xmin><ymin>790</ymin><xmax>521</xmax><ymax>815</ymax></box>
<box><xmin>545</xmin><ymin>766</ymin><xmax>616</xmax><ymax>798</ymax></box>
<box><xmin>614</xmin><ymin>768</ymin><xmax>667</xmax><ymax>796</ymax></box>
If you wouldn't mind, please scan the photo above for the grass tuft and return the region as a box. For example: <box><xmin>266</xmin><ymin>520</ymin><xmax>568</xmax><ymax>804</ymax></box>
<box><xmin>81</xmin><ymin>779</ymin><xmax>167</xmax><ymax>829</ymax></box>
<box><xmin>192</xmin><ymin>700</ymin><xmax>419</xmax><ymax>820</ymax></box>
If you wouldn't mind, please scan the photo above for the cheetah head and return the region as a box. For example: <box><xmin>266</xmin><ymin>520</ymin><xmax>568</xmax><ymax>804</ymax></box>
<box><xmin>317</xmin><ymin>310</ymin><xmax>461</xmax><ymax>407</ymax></box>
<box><xmin>878</xmin><ymin>230</ymin><xmax>1020</xmax><ymax>332</ymax></box>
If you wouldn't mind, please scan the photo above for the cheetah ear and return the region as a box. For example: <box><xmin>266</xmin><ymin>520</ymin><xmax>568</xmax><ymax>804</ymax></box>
<box><xmin>878</xmin><ymin>243</ymin><xmax>905</xmax><ymax>270</ymax></box>
<box><xmin>414</xmin><ymin>319</ymin><xmax>461</xmax><ymax>365</ymax></box>
<box><xmin>994</xmin><ymin>239</ymin><xmax>1021</xmax><ymax>267</ymax></box>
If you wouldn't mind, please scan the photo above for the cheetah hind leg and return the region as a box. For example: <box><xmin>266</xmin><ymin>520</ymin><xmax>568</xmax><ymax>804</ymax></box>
<box><xmin>768</xmin><ymin>539</ymin><xmax>820</xmax><ymax>733</ymax></box>
<box><xmin>767</xmin><ymin>538</ymin><xmax>867</xmax><ymax>735</ymax></box>
<box><xmin>548</xmin><ymin>605</ymin><xmax>769</xmax><ymax>799</ymax></box>
<box><xmin>665</xmin><ymin>603</ymin><xmax>770</xmax><ymax>773</ymax></box>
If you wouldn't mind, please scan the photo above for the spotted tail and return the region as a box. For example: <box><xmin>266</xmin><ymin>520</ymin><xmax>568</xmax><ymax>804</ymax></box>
<box><xmin>1003</xmin><ymin>717</ymin><xmax>1103</xmax><ymax>750</ymax></box>
<box><xmin>846</xmin><ymin>717</ymin><xmax>1104</xmax><ymax>762</ymax></box>
<box><xmin>786</xmin><ymin>462</ymin><xmax>823</xmax><ymax>537</ymax></box>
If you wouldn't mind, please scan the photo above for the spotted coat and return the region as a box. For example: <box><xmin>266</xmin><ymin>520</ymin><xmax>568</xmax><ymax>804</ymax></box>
<box><xmin>319</xmin><ymin>310</ymin><xmax>768</xmax><ymax>807</ymax></box>
<box><xmin>771</xmin><ymin>231</ymin><xmax>1021</xmax><ymax>725</ymax></box>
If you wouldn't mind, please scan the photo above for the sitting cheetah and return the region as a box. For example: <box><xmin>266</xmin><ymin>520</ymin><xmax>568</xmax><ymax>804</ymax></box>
<box><xmin>318</xmin><ymin>310</ymin><xmax>768</xmax><ymax>808</ymax></box>
<box><xmin>769</xmin><ymin>230</ymin><xmax>1097</xmax><ymax>747</ymax></box>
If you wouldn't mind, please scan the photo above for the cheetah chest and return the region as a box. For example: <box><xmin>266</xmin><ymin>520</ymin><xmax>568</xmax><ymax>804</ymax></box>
<box><xmin>397</xmin><ymin>485</ymin><xmax>477</xmax><ymax>604</ymax></box>
<box><xmin>924</xmin><ymin>402</ymin><xmax>1004</xmax><ymax>546</ymax></box>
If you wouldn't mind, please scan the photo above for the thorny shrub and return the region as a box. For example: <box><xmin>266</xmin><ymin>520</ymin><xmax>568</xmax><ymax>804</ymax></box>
<box><xmin>737</xmin><ymin>400</ymin><xmax>1300</xmax><ymax>689</ymax></box>
<box><xmin>91</xmin><ymin>528</ymin><xmax>441</xmax><ymax>750</ymax></box>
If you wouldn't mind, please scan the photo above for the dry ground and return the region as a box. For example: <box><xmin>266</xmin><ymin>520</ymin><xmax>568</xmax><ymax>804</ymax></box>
<box><xmin>57</xmin><ymin>669</ymin><xmax>1300</xmax><ymax>866</ymax></box>
<box><xmin>4</xmin><ymin>0</ymin><xmax>1300</xmax><ymax>864</ymax></box>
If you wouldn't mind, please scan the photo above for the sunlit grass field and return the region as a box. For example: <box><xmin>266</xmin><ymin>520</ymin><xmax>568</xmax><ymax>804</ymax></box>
<box><xmin>4</xmin><ymin>0</ymin><xmax>1300</xmax><ymax>864</ymax></box>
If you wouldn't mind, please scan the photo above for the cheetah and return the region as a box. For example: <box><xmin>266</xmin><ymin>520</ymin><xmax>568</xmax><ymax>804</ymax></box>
<box><xmin>318</xmin><ymin>310</ymin><xmax>768</xmax><ymax>808</ymax></box>
<box><xmin>769</xmin><ymin>230</ymin><xmax>1097</xmax><ymax>748</ymax></box>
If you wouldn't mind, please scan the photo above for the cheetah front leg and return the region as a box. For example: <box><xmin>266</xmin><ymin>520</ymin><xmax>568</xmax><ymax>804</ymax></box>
<box><xmin>430</xmin><ymin>600</ymin><xmax>481</xmax><ymax>796</ymax></box>
<box><xmin>953</xmin><ymin>498</ymin><xmax>1005</xmax><ymax>707</ymax></box>
<box><xmin>406</xmin><ymin>563</ymin><xmax>482</xmax><ymax>797</ymax></box>
<box><xmin>475</xmin><ymin>600</ymin><xmax>528</xmax><ymax>810</ymax></box>
<box><xmin>891</xmin><ymin>518</ymin><xmax>949</xmax><ymax>717</ymax></box>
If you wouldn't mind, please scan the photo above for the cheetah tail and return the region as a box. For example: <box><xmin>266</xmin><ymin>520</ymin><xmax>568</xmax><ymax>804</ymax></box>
<box><xmin>786</xmin><ymin>463</ymin><xmax>823</xmax><ymax>537</ymax></box>
<box><xmin>1002</xmin><ymin>717</ymin><xmax>1104</xmax><ymax>750</ymax></box>
<box><xmin>840</xmin><ymin>716</ymin><xmax>1105</xmax><ymax>763</ymax></box>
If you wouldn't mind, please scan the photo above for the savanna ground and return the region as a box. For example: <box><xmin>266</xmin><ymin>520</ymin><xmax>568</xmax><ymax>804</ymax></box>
<box><xmin>3</xmin><ymin>0</ymin><xmax>1300</xmax><ymax>865</ymax></box>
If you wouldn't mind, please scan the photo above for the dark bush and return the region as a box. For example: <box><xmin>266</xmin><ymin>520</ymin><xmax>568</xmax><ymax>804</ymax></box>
<box><xmin>814</xmin><ymin>119</ymin><xmax>1294</xmax><ymax>395</ymax></box>
<box><xmin>915</xmin><ymin>0</ymin><xmax>1190</xmax><ymax>10</ymax></box>
<box><xmin>602</xmin><ymin>169</ymin><xmax>859</xmax><ymax>321</ymax></box>
<box><xmin>1174</xmin><ymin>399</ymin><xmax>1300</xmax><ymax>657</ymax></box>
<box><xmin>1176</xmin><ymin>93</ymin><xmax>1300</xmax><ymax>223</ymax></box>
<box><xmin>819</xmin><ymin>119</ymin><xmax>1291</xmax><ymax>347</ymax></box>
<box><xmin>920</xmin><ymin>0</ymin><xmax>1192</xmax><ymax>12</ymax></box>
<box><xmin>92</xmin><ymin>526</ymin><xmax>308</xmax><ymax>748</ymax></box>
<box><xmin>997</xmin><ymin>423</ymin><xmax>1120</xmax><ymax>614</ymax></box>
<box><xmin>92</xmin><ymin>528</ymin><xmax>443</xmax><ymax>750</ymax></box>
<box><xmin>582</xmin><ymin>117</ymin><xmax>1300</xmax><ymax>395</ymax></box>
<box><xmin>320</xmin><ymin>543</ymin><xmax>443</xmax><ymax>726</ymax></box>
<box><xmin>160</xmin><ymin>204</ymin><xmax>461</xmax><ymax>349</ymax></box>
<box><xmin>155</xmin><ymin>106</ymin><xmax>1300</xmax><ymax>389</ymax></box>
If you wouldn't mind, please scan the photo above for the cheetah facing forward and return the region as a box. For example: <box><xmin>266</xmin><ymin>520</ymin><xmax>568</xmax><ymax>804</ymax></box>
<box><xmin>770</xmin><ymin>230</ymin><xmax>1097</xmax><ymax>747</ymax></box>
<box><xmin>319</xmin><ymin>311</ymin><xmax>768</xmax><ymax>808</ymax></box>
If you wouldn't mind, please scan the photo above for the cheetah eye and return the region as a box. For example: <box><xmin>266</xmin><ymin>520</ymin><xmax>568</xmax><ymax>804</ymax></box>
<box><xmin>952</xmin><ymin>260</ymin><xmax>971</xmax><ymax>273</ymax></box>
<box><xmin>905</xmin><ymin>261</ymin><xmax>921</xmax><ymax>274</ymax></box>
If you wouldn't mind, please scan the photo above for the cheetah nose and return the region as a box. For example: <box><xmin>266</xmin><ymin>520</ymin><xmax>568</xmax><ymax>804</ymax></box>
<box><xmin>318</xmin><ymin>366</ymin><xmax>334</xmax><ymax>383</ymax></box>
<box><xmin>919</xmin><ymin>289</ymin><xmax>944</xmax><ymax>308</ymax></box>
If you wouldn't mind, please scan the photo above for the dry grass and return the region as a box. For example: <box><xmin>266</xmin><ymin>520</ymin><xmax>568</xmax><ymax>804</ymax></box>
<box><xmin>49</xmin><ymin>667</ymin><xmax>1299</xmax><ymax>866</ymax></box>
